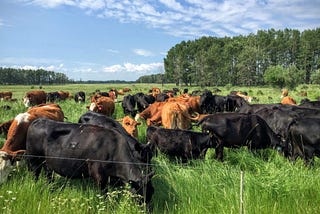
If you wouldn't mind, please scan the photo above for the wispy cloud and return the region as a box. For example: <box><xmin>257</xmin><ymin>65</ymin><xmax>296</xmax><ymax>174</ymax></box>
<box><xmin>22</xmin><ymin>0</ymin><xmax>320</xmax><ymax>38</ymax></box>
<box><xmin>133</xmin><ymin>49</ymin><xmax>153</xmax><ymax>57</ymax></box>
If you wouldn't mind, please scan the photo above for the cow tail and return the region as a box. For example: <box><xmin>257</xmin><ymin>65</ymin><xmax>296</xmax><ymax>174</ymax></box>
<box><xmin>171</xmin><ymin>111</ymin><xmax>178</xmax><ymax>129</ymax></box>
<box><xmin>243</xmin><ymin>122</ymin><xmax>260</xmax><ymax>149</ymax></box>
<box><xmin>285</xmin><ymin>119</ymin><xmax>298</xmax><ymax>158</ymax></box>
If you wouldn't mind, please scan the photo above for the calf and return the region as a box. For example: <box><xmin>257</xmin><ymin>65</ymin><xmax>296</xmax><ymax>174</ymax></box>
<box><xmin>197</xmin><ymin>113</ymin><xmax>283</xmax><ymax>161</ymax></box>
<box><xmin>146</xmin><ymin>126</ymin><xmax>215</xmax><ymax>162</ymax></box>
<box><xmin>23</xmin><ymin>90</ymin><xmax>47</xmax><ymax>107</ymax></box>
<box><xmin>120</xmin><ymin>116</ymin><xmax>141</xmax><ymax>139</ymax></box>
<box><xmin>26</xmin><ymin>118</ymin><xmax>154</xmax><ymax>205</ymax></box>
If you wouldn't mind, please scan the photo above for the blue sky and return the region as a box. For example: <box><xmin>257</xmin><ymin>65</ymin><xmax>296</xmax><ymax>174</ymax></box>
<box><xmin>0</xmin><ymin>0</ymin><xmax>319</xmax><ymax>81</ymax></box>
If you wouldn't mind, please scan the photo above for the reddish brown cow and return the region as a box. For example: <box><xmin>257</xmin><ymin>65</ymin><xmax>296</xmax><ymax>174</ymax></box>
<box><xmin>120</xmin><ymin>116</ymin><xmax>141</xmax><ymax>139</ymax></box>
<box><xmin>161</xmin><ymin>102</ymin><xmax>199</xmax><ymax>129</ymax></box>
<box><xmin>23</xmin><ymin>90</ymin><xmax>47</xmax><ymax>107</ymax></box>
<box><xmin>0</xmin><ymin>103</ymin><xmax>64</xmax><ymax>183</ymax></box>
<box><xmin>281</xmin><ymin>96</ymin><xmax>297</xmax><ymax>105</ymax></box>
<box><xmin>135</xmin><ymin>102</ymin><xmax>166</xmax><ymax>126</ymax></box>
<box><xmin>88</xmin><ymin>96</ymin><xmax>115</xmax><ymax>116</ymax></box>
<box><xmin>58</xmin><ymin>91</ymin><xmax>71</xmax><ymax>100</ymax></box>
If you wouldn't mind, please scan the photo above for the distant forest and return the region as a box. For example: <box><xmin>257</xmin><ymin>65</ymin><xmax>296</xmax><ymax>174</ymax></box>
<box><xmin>1</xmin><ymin>28</ymin><xmax>319</xmax><ymax>86</ymax></box>
<box><xmin>138</xmin><ymin>28</ymin><xmax>320</xmax><ymax>87</ymax></box>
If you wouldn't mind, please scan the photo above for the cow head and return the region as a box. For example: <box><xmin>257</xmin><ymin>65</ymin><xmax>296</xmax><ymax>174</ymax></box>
<box><xmin>129</xmin><ymin>171</ymin><xmax>155</xmax><ymax>208</ymax></box>
<box><xmin>121</xmin><ymin>116</ymin><xmax>141</xmax><ymax>139</ymax></box>
<box><xmin>0</xmin><ymin>150</ymin><xmax>24</xmax><ymax>184</ymax></box>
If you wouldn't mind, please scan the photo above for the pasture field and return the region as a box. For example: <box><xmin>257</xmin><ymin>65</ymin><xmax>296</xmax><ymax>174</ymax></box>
<box><xmin>1</xmin><ymin>83</ymin><xmax>320</xmax><ymax>214</ymax></box>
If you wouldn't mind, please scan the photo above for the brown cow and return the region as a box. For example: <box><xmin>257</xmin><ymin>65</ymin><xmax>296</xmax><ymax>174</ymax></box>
<box><xmin>58</xmin><ymin>91</ymin><xmax>71</xmax><ymax>100</ymax></box>
<box><xmin>0</xmin><ymin>103</ymin><xmax>64</xmax><ymax>183</ymax></box>
<box><xmin>281</xmin><ymin>96</ymin><xmax>297</xmax><ymax>105</ymax></box>
<box><xmin>0</xmin><ymin>92</ymin><xmax>12</xmax><ymax>101</ymax></box>
<box><xmin>120</xmin><ymin>116</ymin><xmax>141</xmax><ymax>139</ymax></box>
<box><xmin>135</xmin><ymin>102</ymin><xmax>166</xmax><ymax>126</ymax></box>
<box><xmin>88</xmin><ymin>96</ymin><xmax>115</xmax><ymax>116</ymax></box>
<box><xmin>23</xmin><ymin>90</ymin><xmax>47</xmax><ymax>107</ymax></box>
<box><xmin>161</xmin><ymin>102</ymin><xmax>199</xmax><ymax>129</ymax></box>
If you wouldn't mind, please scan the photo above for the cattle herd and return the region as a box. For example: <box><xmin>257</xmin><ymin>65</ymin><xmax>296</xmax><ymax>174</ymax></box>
<box><xmin>0</xmin><ymin>87</ymin><xmax>320</xmax><ymax>209</ymax></box>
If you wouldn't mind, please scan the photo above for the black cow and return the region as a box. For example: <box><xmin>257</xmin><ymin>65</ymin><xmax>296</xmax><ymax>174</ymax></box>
<box><xmin>300</xmin><ymin>99</ymin><xmax>320</xmax><ymax>109</ymax></box>
<box><xmin>146</xmin><ymin>126</ymin><xmax>215</xmax><ymax>162</ymax></box>
<box><xmin>122</xmin><ymin>94</ymin><xmax>137</xmax><ymax>117</ymax></box>
<box><xmin>46</xmin><ymin>91</ymin><xmax>60</xmax><ymax>102</ymax></box>
<box><xmin>197</xmin><ymin>113</ymin><xmax>283</xmax><ymax>161</ymax></box>
<box><xmin>78</xmin><ymin>111</ymin><xmax>152</xmax><ymax>164</ymax></box>
<box><xmin>74</xmin><ymin>91</ymin><xmax>85</xmax><ymax>103</ymax></box>
<box><xmin>155</xmin><ymin>93</ymin><xmax>169</xmax><ymax>102</ymax></box>
<box><xmin>237</xmin><ymin>103</ymin><xmax>282</xmax><ymax>114</ymax></box>
<box><xmin>25</xmin><ymin>118</ymin><xmax>154</xmax><ymax>205</ymax></box>
<box><xmin>225</xmin><ymin>95</ymin><xmax>247</xmax><ymax>112</ymax></box>
<box><xmin>134</xmin><ymin>93</ymin><xmax>155</xmax><ymax>112</ymax></box>
<box><xmin>255</xmin><ymin>105</ymin><xmax>320</xmax><ymax>145</ymax></box>
<box><xmin>199</xmin><ymin>90</ymin><xmax>227</xmax><ymax>113</ymax></box>
<box><xmin>286</xmin><ymin>117</ymin><xmax>320</xmax><ymax>165</ymax></box>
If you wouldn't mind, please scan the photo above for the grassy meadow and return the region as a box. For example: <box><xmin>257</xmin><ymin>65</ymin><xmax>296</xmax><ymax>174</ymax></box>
<box><xmin>1</xmin><ymin>83</ymin><xmax>320</xmax><ymax>214</ymax></box>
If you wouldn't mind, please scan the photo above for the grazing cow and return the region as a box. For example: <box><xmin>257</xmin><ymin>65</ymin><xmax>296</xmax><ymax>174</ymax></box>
<box><xmin>89</xmin><ymin>96</ymin><xmax>115</xmax><ymax>117</ymax></box>
<box><xmin>135</xmin><ymin>102</ymin><xmax>166</xmax><ymax>126</ymax></box>
<box><xmin>146</xmin><ymin>126</ymin><xmax>215</xmax><ymax>162</ymax></box>
<box><xmin>135</xmin><ymin>93</ymin><xmax>155</xmax><ymax>112</ymax></box>
<box><xmin>120</xmin><ymin>116</ymin><xmax>141</xmax><ymax>139</ymax></box>
<box><xmin>122</xmin><ymin>94</ymin><xmax>137</xmax><ymax>117</ymax></box>
<box><xmin>286</xmin><ymin>117</ymin><xmax>320</xmax><ymax>165</ymax></box>
<box><xmin>74</xmin><ymin>91</ymin><xmax>85</xmax><ymax>103</ymax></box>
<box><xmin>57</xmin><ymin>91</ymin><xmax>70</xmax><ymax>100</ymax></box>
<box><xmin>25</xmin><ymin>118</ymin><xmax>154</xmax><ymax>205</ymax></box>
<box><xmin>0</xmin><ymin>91</ymin><xmax>13</xmax><ymax>101</ymax></box>
<box><xmin>161</xmin><ymin>102</ymin><xmax>198</xmax><ymax>129</ymax></box>
<box><xmin>23</xmin><ymin>90</ymin><xmax>47</xmax><ymax>107</ymax></box>
<box><xmin>197</xmin><ymin>113</ymin><xmax>283</xmax><ymax>161</ymax></box>
<box><xmin>122</xmin><ymin>87</ymin><xmax>132</xmax><ymax>93</ymax></box>
<box><xmin>78</xmin><ymin>111</ymin><xmax>152</xmax><ymax>164</ymax></box>
<box><xmin>46</xmin><ymin>91</ymin><xmax>61</xmax><ymax>102</ymax></box>
<box><xmin>0</xmin><ymin>104</ymin><xmax>64</xmax><ymax>183</ymax></box>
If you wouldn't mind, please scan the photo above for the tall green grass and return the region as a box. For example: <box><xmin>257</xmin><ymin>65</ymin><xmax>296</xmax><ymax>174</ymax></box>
<box><xmin>1</xmin><ymin>84</ymin><xmax>320</xmax><ymax>213</ymax></box>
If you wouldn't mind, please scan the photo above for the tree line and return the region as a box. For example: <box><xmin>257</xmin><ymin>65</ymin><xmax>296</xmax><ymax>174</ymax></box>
<box><xmin>0</xmin><ymin>67</ymin><xmax>71</xmax><ymax>85</ymax></box>
<box><xmin>163</xmin><ymin>28</ymin><xmax>320</xmax><ymax>88</ymax></box>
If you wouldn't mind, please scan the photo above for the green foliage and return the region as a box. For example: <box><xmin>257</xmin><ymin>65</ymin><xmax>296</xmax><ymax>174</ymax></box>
<box><xmin>310</xmin><ymin>69</ymin><xmax>320</xmax><ymax>84</ymax></box>
<box><xmin>264</xmin><ymin>65</ymin><xmax>305</xmax><ymax>89</ymax></box>
<box><xmin>163</xmin><ymin>28</ymin><xmax>320</xmax><ymax>86</ymax></box>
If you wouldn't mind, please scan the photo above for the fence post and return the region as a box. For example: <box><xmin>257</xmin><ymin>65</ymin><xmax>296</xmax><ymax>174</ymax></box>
<box><xmin>240</xmin><ymin>170</ymin><xmax>244</xmax><ymax>214</ymax></box>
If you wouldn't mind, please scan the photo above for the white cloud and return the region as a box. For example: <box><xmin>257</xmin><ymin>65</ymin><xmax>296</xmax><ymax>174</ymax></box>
<box><xmin>133</xmin><ymin>49</ymin><xmax>153</xmax><ymax>57</ymax></box>
<box><xmin>23</xmin><ymin>0</ymin><xmax>320</xmax><ymax>38</ymax></box>
<box><xmin>103</xmin><ymin>62</ymin><xmax>163</xmax><ymax>73</ymax></box>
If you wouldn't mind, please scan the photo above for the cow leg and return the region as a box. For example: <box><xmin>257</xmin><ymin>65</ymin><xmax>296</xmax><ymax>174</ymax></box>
<box><xmin>88</xmin><ymin>162</ymin><xmax>108</xmax><ymax>191</ymax></box>
<box><xmin>27</xmin><ymin>157</ymin><xmax>45</xmax><ymax>180</ymax></box>
<box><xmin>215</xmin><ymin>143</ymin><xmax>224</xmax><ymax>161</ymax></box>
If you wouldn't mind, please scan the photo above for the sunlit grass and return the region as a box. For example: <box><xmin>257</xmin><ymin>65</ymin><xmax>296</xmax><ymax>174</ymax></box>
<box><xmin>1</xmin><ymin>84</ymin><xmax>320</xmax><ymax>213</ymax></box>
